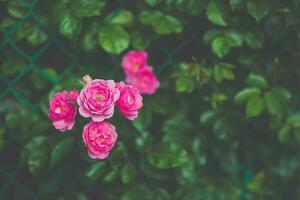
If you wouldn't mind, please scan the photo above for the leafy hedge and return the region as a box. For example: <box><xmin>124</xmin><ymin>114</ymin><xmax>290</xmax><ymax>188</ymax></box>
<box><xmin>1</xmin><ymin>0</ymin><xmax>300</xmax><ymax>199</ymax></box>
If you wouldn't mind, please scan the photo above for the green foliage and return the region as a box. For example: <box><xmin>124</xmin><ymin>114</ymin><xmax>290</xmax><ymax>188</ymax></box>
<box><xmin>1</xmin><ymin>0</ymin><xmax>300</xmax><ymax>199</ymax></box>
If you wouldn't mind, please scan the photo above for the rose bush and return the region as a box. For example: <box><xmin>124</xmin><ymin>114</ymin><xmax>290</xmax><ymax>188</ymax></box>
<box><xmin>1</xmin><ymin>0</ymin><xmax>300</xmax><ymax>199</ymax></box>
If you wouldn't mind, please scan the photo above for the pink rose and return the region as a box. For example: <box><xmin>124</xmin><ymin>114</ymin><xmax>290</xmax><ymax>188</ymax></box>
<box><xmin>82</xmin><ymin>121</ymin><xmax>118</xmax><ymax>159</ymax></box>
<box><xmin>121</xmin><ymin>50</ymin><xmax>148</xmax><ymax>74</ymax></box>
<box><xmin>48</xmin><ymin>89</ymin><xmax>79</xmax><ymax>132</ymax></box>
<box><xmin>125</xmin><ymin>66</ymin><xmax>160</xmax><ymax>95</ymax></box>
<box><xmin>116</xmin><ymin>82</ymin><xmax>143</xmax><ymax>120</ymax></box>
<box><xmin>77</xmin><ymin>79</ymin><xmax>120</xmax><ymax>122</ymax></box>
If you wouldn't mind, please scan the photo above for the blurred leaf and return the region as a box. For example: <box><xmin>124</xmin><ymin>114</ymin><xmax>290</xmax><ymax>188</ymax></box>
<box><xmin>206</xmin><ymin>0</ymin><xmax>228</xmax><ymax>26</ymax></box>
<box><xmin>246</xmin><ymin>95</ymin><xmax>264</xmax><ymax>117</ymax></box>
<box><xmin>140</xmin><ymin>11</ymin><xmax>182</xmax><ymax>35</ymax></box>
<box><xmin>234</xmin><ymin>87</ymin><xmax>261</xmax><ymax>104</ymax></box>
<box><xmin>102</xmin><ymin>169</ymin><xmax>119</xmax><ymax>182</ymax></box>
<box><xmin>245</xmin><ymin>30</ymin><xmax>265</xmax><ymax>49</ymax></box>
<box><xmin>214</xmin><ymin>65</ymin><xmax>223</xmax><ymax>83</ymax></box>
<box><xmin>71</xmin><ymin>0</ymin><xmax>106</xmax><ymax>17</ymax></box>
<box><xmin>131</xmin><ymin>30</ymin><xmax>153</xmax><ymax>50</ymax></box>
<box><xmin>145</xmin><ymin>0</ymin><xmax>161</xmax><ymax>6</ymax></box>
<box><xmin>85</xmin><ymin>162</ymin><xmax>108</xmax><ymax>180</ymax></box>
<box><xmin>271</xmin><ymin>87</ymin><xmax>291</xmax><ymax>102</ymax></box>
<box><xmin>247</xmin><ymin>0</ymin><xmax>269</xmax><ymax>22</ymax></box>
<box><xmin>98</xmin><ymin>25</ymin><xmax>130</xmax><ymax>54</ymax></box>
<box><xmin>211</xmin><ymin>36</ymin><xmax>231</xmax><ymax>58</ymax></box>
<box><xmin>140</xmin><ymin>10</ymin><xmax>163</xmax><ymax>25</ymax></box>
<box><xmin>222</xmin><ymin>67</ymin><xmax>235</xmax><ymax>80</ymax></box>
<box><xmin>133</xmin><ymin>108</ymin><xmax>152</xmax><ymax>132</ymax></box>
<box><xmin>81</xmin><ymin>22</ymin><xmax>100</xmax><ymax>51</ymax></box>
<box><xmin>230</xmin><ymin>0</ymin><xmax>245</xmax><ymax>11</ymax></box>
<box><xmin>294</xmin><ymin>128</ymin><xmax>300</xmax><ymax>142</ymax></box>
<box><xmin>121</xmin><ymin>162</ymin><xmax>136</xmax><ymax>184</ymax></box>
<box><xmin>105</xmin><ymin>10</ymin><xmax>133</xmax><ymax>25</ymax></box>
<box><xmin>50</xmin><ymin>137</ymin><xmax>75</xmax><ymax>168</ymax></box>
<box><xmin>7</xmin><ymin>2</ymin><xmax>26</xmax><ymax>18</ymax></box>
<box><xmin>147</xmin><ymin>142</ymin><xmax>188</xmax><ymax>169</ymax></box>
<box><xmin>176</xmin><ymin>77</ymin><xmax>195</xmax><ymax>93</ymax></box>
<box><xmin>25</xmin><ymin>136</ymin><xmax>48</xmax><ymax>176</ymax></box>
<box><xmin>59</xmin><ymin>13</ymin><xmax>82</xmax><ymax>39</ymax></box>
<box><xmin>278</xmin><ymin>125</ymin><xmax>291</xmax><ymax>143</ymax></box>
<box><xmin>264</xmin><ymin>91</ymin><xmax>281</xmax><ymax>115</ymax></box>
<box><xmin>27</xmin><ymin>27</ymin><xmax>48</xmax><ymax>45</ymax></box>
<box><xmin>246</xmin><ymin>73</ymin><xmax>267</xmax><ymax>88</ymax></box>
<box><xmin>153</xmin><ymin>15</ymin><xmax>182</xmax><ymax>35</ymax></box>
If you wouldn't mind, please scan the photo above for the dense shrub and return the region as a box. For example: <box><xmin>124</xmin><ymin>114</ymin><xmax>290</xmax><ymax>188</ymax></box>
<box><xmin>1</xmin><ymin>0</ymin><xmax>300</xmax><ymax>199</ymax></box>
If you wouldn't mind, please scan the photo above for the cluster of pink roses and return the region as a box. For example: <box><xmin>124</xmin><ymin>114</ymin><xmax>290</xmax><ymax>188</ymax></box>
<box><xmin>48</xmin><ymin>51</ymin><xmax>158</xmax><ymax>160</ymax></box>
<box><xmin>122</xmin><ymin>51</ymin><xmax>160</xmax><ymax>95</ymax></box>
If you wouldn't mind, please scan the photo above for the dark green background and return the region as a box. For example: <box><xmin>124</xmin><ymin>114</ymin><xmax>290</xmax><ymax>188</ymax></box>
<box><xmin>1</xmin><ymin>0</ymin><xmax>300</xmax><ymax>199</ymax></box>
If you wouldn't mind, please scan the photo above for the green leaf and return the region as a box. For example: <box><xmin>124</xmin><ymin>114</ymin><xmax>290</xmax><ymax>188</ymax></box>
<box><xmin>246</xmin><ymin>96</ymin><xmax>264</xmax><ymax>117</ymax></box>
<box><xmin>278</xmin><ymin>125</ymin><xmax>291</xmax><ymax>143</ymax></box>
<box><xmin>140</xmin><ymin>10</ymin><xmax>163</xmax><ymax>25</ymax></box>
<box><xmin>271</xmin><ymin>87</ymin><xmax>291</xmax><ymax>102</ymax></box>
<box><xmin>81</xmin><ymin>22</ymin><xmax>100</xmax><ymax>51</ymax></box>
<box><xmin>234</xmin><ymin>87</ymin><xmax>261</xmax><ymax>104</ymax></box>
<box><xmin>288</xmin><ymin>115</ymin><xmax>300</xmax><ymax>128</ymax></box>
<box><xmin>7</xmin><ymin>2</ymin><xmax>26</xmax><ymax>18</ymax></box>
<box><xmin>147</xmin><ymin>142</ymin><xmax>188</xmax><ymax>169</ymax></box>
<box><xmin>25</xmin><ymin>136</ymin><xmax>48</xmax><ymax>176</ymax></box>
<box><xmin>230</xmin><ymin>0</ymin><xmax>245</xmax><ymax>11</ymax></box>
<box><xmin>121</xmin><ymin>162</ymin><xmax>136</xmax><ymax>184</ymax></box>
<box><xmin>27</xmin><ymin>27</ymin><xmax>48</xmax><ymax>45</ymax></box>
<box><xmin>85</xmin><ymin>162</ymin><xmax>108</xmax><ymax>180</ymax></box>
<box><xmin>246</xmin><ymin>73</ymin><xmax>267</xmax><ymax>88</ymax></box>
<box><xmin>176</xmin><ymin>77</ymin><xmax>195</xmax><ymax>93</ymax></box>
<box><xmin>59</xmin><ymin>14</ymin><xmax>82</xmax><ymax>39</ymax></box>
<box><xmin>105</xmin><ymin>10</ymin><xmax>133</xmax><ymax>26</ymax></box>
<box><xmin>131</xmin><ymin>30</ymin><xmax>153</xmax><ymax>50</ymax></box>
<box><xmin>212</xmin><ymin>36</ymin><xmax>231</xmax><ymax>58</ymax></box>
<box><xmin>145</xmin><ymin>0</ymin><xmax>162</xmax><ymax>6</ymax></box>
<box><xmin>206</xmin><ymin>0</ymin><xmax>228</xmax><ymax>26</ymax></box>
<box><xmin>294</xmin><ymin>128</ymin><xmax>300</xmax><ymax>142</ymax></box>
<box><xmin>246</xmin><ymin>0</ymin><xmax>269</xmax><ymax>23</ymax></box>
<box><xmin>50</xmin><ymin>137</ymin><xmax>75</xmax><ymax>168</ymax></box>
<box><xmin>264</xmin><ymin>91</ymin><xmax>281</xmax><ymax>115</ymax></box>
<box><xmin>102</xmin><ymin>169</ymin><xmax>119</xmax><ymax>182</ymax></box>
<box><xmin>153</xmin><ymin>15</ymin><xmax>182</xmax><ymax>35</ymax></box>
<box><xmin>245</xmin><ymin>30</ymin><xmax>265</xmax><ymax>49</ymax></box>
<box><xmin>225</xmin><ymin>30</ymin><xmax>244</xmax><ymax>47</ymax></box>
<box><xmin>71</xmin><ymin>0</ymin><xmax>106</xmax><ymax>17</ymax></box>
<box><xmin>163</xmin><ymin>115</ymin><xmax>193</xmax><ymax>143</ymax></box>
<box><xmin>222</xmin><ymin>68</ymin><xmax>235</xmax><ymax>81</ymax></box>
<box><xmin>203</xmin><ymin>29</ymin><xmax>222</xmax><ymax>44</ymax></box>
<box><xmin>214</xmin><ymin>65</ymin><xmax>223</xmax><ymax>83</ymax></box>
<box><xmin>98</xmin><ymin>25</ymin><xmax>130</xmax><ymax>54</ymax></box>
<box><xmin>133</xmin><ymin>108</ymin><xmax>152</xmax><ymax>132</ymax></box>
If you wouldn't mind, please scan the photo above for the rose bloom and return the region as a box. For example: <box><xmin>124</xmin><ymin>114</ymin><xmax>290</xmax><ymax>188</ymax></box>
<box><xmin>77</xmin><ymin>79</ymin><xmax>120</xmax><ymax>122</ymax></box>
<box><xmin>82</xmin><ymin>121</ymin><xmax>118</xmax><ymax>159</ymax></box>
<box><xmin>121</xmin><ymin>50</ymin><xmax>148</xmax><ymax>74</ymax></box>
<box><xmin>48</xmin><ymin>90</ymin><xmax>79</xmax><ymax>132</ymax></box>
<box><xmin>116</xmin><ymin>82</ymin><xmax>143</xmax><ymax>120</ymax></box>
<box><xmin>125</xmin><ymin>66</ymin><xmax>160</xmax><ymax>95</ymax></box>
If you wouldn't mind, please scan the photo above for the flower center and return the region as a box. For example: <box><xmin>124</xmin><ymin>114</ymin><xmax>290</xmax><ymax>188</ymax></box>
<box><xmin>95</xmin><ymin>94</ymin><xmax>105</xmax><ymax>103</ymax></box>
<box><xmin>127</xmin><ymin>95</ymin><xmax>134</xmax><ymax>105</ymax></box>
<box><xmin>132</xmin><ymin>63</ymin><xmax>140</xmax><ymax>69</ymax></box>
<box><xmin>55</xmin><ymin>106</ymin><xmax>67</xmax><ymax>113</ymax></box>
